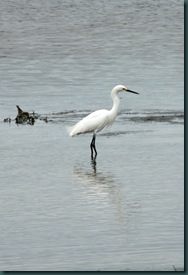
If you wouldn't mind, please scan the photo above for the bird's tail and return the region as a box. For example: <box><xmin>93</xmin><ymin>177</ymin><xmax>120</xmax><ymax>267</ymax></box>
<box><xmin>66</xmin><ymin>125</ymin><xmax>75</xmax><ymax>137</ymax></box>
<box><xmin>67</xmin><ymin>122</ymin><xmax>81</xmax><ymax>137</ymax></box>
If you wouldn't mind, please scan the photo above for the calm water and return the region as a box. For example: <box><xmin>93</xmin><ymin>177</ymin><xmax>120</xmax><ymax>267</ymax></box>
<box><xmin>0</xmin><ymin>0</ymin><xmax>184</xmax><ymax>271</ymax></box>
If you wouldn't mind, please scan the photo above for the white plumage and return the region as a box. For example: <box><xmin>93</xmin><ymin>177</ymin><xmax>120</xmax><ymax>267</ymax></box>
<box><xmin>69</xmin><ymin>85</ymin><xmax>139</xmax><ymax>158</ymax></box>
<box><xmin>69</xmin><ymin>109</ymin><xmax>110</xmax><ymax>136</ymax></box>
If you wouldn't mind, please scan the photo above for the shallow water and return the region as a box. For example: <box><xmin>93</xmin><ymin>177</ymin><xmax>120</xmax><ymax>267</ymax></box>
<box><xmin>0</xmin><ymin>0</ymin><xmax>184</xmax><ymax>271</ymax></box>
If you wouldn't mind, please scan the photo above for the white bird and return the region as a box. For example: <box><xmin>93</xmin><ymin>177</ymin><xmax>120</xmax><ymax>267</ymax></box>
<box><xmin>69</xmin><ymin>85</ymin><xmax>139</xmax><ymax>159</ymax></box>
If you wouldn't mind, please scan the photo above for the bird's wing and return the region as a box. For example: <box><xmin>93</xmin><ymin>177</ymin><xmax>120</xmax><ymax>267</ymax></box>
<box><xmin>69</xmin><ymin>109</ymin><xmax>109</xmax><ymax>136</ymax></box>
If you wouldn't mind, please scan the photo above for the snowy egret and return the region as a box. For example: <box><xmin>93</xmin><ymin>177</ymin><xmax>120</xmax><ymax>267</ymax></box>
<box><xmin>69</xmin><ymin>85</ymin><xmax>139</xmax><ymax>159</ymax></box>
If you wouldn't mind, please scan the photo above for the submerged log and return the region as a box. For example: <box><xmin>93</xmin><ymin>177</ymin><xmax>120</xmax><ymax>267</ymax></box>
<box><xmin>4</xmin><ymin>117</ymin><xmax>11</xmax><ymax>123</ymax></box>
<box><xmin>15</xmin><ymin>105</ymin><xmax>35</xmax><ymax>125</ymax></box>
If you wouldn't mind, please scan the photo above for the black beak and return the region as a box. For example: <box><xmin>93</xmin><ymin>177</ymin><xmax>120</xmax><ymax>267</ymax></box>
<box><xmin>127</xmin><ymin>89</ymin><xmax>139</xmax><ymax>95</ymax></box>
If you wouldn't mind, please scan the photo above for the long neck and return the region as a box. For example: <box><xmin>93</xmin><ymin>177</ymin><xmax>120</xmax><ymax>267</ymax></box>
<box><xmin>109</xmin><ymin>90</ymin><xmax>120</xmax><ymax>120</ymax></box>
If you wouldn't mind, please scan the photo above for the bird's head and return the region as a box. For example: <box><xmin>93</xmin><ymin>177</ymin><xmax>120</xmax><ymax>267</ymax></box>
<box><xmin>113</xmin><ymin>85</ymin><xmax>139</xmax><ymax>95</ymax></box>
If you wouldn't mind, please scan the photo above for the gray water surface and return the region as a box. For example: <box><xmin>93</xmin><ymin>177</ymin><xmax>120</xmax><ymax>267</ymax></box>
<box><xmin>0</xmin><ymin>0</ymin><xmax>184</xmax><ymax>271</ymax></box>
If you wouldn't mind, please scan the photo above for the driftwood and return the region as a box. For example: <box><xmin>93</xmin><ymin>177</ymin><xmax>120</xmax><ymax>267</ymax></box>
<box><xmin>3</xmin><ymin>105</ymin><xmax>48</xmax><ymax>125</ymax></box>
<box><xmin>15</xmin><ymin>105</ymin><xmax>35</xmax><ymax>125</ymax></box>
<box><xmin>4</xmin><ymin>117</ymin><xmax>11</xmax><ymax>123</ymax></box>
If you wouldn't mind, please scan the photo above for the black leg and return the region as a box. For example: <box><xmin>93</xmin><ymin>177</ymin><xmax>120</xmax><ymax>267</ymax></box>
<box><xmin>90</xmin><ymin>134</ymin><xmax>94</xmax><ymax>159</ymax></box>
<box><xmin>90</xmin><ymin>133</ymin><xmax>97</xmax><ymax>159</ymax></box>
<box><xmin>91</xmin><ymin>156</ymin><xmax>97</xmax><ymax>173</ymax></box>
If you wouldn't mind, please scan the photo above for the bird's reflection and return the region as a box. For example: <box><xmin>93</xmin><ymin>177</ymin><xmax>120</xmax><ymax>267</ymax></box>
<box><xmin>72</xmin><ymin>159</ymin><xmax>140</xmax><ymax>225</ymax></box>
<box><xmin>72</xmin><ymin>158</ymin><xmax>123</xmax><ymax>222</ymax></box>
<box><xmin>91</xmin><ymin>156</ymin><xmax>97</xmax><ymax>173</ymax></box>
